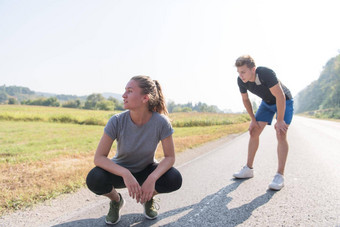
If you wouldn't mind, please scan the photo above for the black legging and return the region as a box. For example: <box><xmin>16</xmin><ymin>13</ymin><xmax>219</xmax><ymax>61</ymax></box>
<box><xmin>86</xmin><ymin>163</ymin><xmax>182</xmax><ymax>195</ymax></box>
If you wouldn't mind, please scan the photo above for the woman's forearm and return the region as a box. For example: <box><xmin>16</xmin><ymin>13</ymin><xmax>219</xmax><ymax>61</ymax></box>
<box><xmin>147</xmin><ymin>156</ymin><xmax>175</xmax><ymax>182</ymax></box>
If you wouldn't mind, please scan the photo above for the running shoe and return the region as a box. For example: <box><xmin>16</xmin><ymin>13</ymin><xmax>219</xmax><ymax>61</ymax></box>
<box><xmin>268</xmin><ymin>173</ymin><xmax>284</xmax><ymax>190</ymax></box>
<box><xmin>233</xmin><ymin>165</ymin><xmax>254</xmax><ymax>178</ymax></box>
<box><xmin>143</xmin><ymin>197</ymin><xmax>159</xmax><ymax>219</ymax></box>
<box><xmin>105</xmin><ymin>193</ymin><xmax>125</xmax><ymax>225</ymax></box>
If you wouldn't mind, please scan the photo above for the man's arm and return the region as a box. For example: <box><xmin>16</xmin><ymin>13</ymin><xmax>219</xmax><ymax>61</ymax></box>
<box><xmin>270</xmin><ymin>83</ymin><xmax>288</xmax><ymax>134</ymax></box>
<box><xmin>241</xmin><ymin>92</ymin><xmax>260</xmax><ymax>134</ymax></box>
<box><xmin>241</xmin><ymin>92</ymin><xmax>255</xmax><ymax>121</ymax></box>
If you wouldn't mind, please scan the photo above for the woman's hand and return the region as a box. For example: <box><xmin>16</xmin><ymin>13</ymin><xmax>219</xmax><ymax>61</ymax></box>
<box><xmin>122</xmin><ymin>172</ymin><xmax>142</xmax><ymax>203</ymax></box>
<box><xmin>140</xmin><ymin>176</ymin><xmax>156</xmax><ymax>204</ymax></box>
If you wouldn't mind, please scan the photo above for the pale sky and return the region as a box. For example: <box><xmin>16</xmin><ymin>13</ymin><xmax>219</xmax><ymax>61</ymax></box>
<box><xmin>1</xmin><ymin>0</ymin><xmax>339</xmax><ymax>112</ymax></box>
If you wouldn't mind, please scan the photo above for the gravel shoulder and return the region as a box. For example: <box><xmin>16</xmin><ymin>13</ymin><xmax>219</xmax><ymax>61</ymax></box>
<box><xmin>0</xmin><ymin>133</ymin><xmax>242</xmax><ymax>227</ymax></box>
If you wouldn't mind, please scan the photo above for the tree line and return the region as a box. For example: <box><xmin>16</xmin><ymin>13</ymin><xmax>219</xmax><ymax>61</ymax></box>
<box><xmin>0</xmin><ymin>86</ymin><xmax>223</xmax><ymax>113</ymax></box>
<box><xmin>20</xmin><ymin>94</ymin><xmax>125</xmax><ymax>111</ymax></box>
<box><xmin>19</xmin><ymin>95</ymin><xmax>223</xmax><ymax>113</ymax></box>
<box><xmin>295</xmin><ymin>53</ymin><xmax>340</xmax><ymax>118</ymax></box>
<box><xmin>167</xmin><ymin>101</ymin><xmax>222</xmax><ymax>113</ymax></box>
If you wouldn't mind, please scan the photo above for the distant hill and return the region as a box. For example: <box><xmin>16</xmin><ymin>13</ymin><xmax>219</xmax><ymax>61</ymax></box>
<box><xmin>0</xmin><ymin>85</ymin><xmax>122</xmax><ymax>104</ymax></box>
<box><xmin>295</xmin><ymin>54</ymin><xmax>340</xmax><ymax>115</ymax></box>
<box><xmin>0</xmin><ymin>85</ymin><xmax>36</xmax><ymax>103</ymax></box>
<box><xmin>35</xmin><ymin>92</ymin><xmax>88</xmax><ymax>102</ymax></box>
<box><xmin>102</xmin><ymin>92</ymin><xmax>123</xmax><ymax>101</ymax></box>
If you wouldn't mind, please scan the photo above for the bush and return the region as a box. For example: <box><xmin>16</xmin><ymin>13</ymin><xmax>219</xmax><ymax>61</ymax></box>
<box><xmin>22</xmin><ymin>97</ymin><xmax>60</xmax><ymax>107</ymax></box>
<box><xmin>49</xmin><ymin>115</ymin><xmax>78</xmax><ymax>124</ymax></box>
<box><xmin>8</xmin><ymin>98</ymin><xmax>18</xmax><ymax>104</ymax></box>
<box><xmin>313</xmin><ymin>108</ymin><xmax>340</xmax><ymax>119</ymax></box>
<box><xmin>62</xmin><ymin>100</ymin><xmax>81</xmax><ymax>108</ymax></box>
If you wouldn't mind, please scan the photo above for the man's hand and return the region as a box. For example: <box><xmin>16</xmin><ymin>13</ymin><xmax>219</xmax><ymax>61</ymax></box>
<box><xmin>275</xmin><ymin>120</ymin><xmax>288</xmax><ymax>135</ymax></box>
<box><xmin>249</xmin><ymin>120</ymin><xmax>260</xmax><ymax>136</ymax></box>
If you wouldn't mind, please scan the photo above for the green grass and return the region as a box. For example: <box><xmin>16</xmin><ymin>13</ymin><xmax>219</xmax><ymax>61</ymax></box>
<box><xmin>0</xmin><ymin>105</ymin><xmax>117</xmax><ymax>126</ymax></box>
<box><xmin>0</xmin><ymin>105</ymin><xmax>250</xmax><ymax>215</ymax></box>
<box><xmin>0</xmin><ymin>105</ymin><xmax>250</xmax><ymax>127</ymax></box>
<box><xmin>0</xmin><ymin>121</ymin><xmax>105</xmax><ymax>164</ymax></box>
<box><xmin>170</xmin><ymin>112</ymin><xmax>250</xmax><ymax>127</ymax></box>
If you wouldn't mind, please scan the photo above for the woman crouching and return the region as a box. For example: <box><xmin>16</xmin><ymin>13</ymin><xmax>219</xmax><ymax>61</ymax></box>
<box><xmin>86</xmin><ymin>76</ymin><xmax>182</xmax><ymax>224</ymax></box>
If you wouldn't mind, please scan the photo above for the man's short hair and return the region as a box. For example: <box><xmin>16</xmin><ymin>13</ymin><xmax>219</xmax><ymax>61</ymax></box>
<box><xmin>235</xmin><ymin>55</ymin><xmax>256</xmax><ymax>69</ymax></box>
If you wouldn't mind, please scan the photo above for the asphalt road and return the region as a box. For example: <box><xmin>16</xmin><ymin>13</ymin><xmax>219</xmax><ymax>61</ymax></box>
<box><xmin>1</xmin><ymin>116</ymin><xmax>339</xmax><ymax>226</ymax></box>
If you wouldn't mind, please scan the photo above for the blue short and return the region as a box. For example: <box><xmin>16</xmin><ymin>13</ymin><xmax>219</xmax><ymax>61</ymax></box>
<box><xmin>255</xmin><ymin>99</ymin><xmax>294</xmax><ymax>125</ymax></box>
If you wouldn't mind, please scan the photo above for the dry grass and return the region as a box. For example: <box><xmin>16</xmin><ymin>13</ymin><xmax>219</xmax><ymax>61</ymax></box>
<box><xmin>0</xmin><ymin>154</ymin><xmax>93</xmax><ymax>211</ymax></box>
<box><xmin>0</xmin><ymin>122</ymin><xmax>249</xmax><ymax>216</ymax></box>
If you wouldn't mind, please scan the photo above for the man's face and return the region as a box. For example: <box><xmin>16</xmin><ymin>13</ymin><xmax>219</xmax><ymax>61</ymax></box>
<box><xmin>237</xmin><ymin>65</ymin><xmax>255</xmax><ymax>83</ymax></box>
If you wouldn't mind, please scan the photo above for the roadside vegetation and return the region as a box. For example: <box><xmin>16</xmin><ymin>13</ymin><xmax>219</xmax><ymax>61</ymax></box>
<box><xmin>298</xmin><ymin>108</ymin><xmax>340</xmax><ymax>120</ymax></box>
<box><xmin>295</xmin><ymin>53</ymin><xmax>340</xmax><ymax>118</ymax></box>
<box><xmin>0</xmin><ymin>105</ymin><xmax>249</xmax><ymax>216</ymax></box>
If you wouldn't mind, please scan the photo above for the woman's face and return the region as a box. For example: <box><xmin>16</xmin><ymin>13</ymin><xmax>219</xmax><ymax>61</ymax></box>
<box><xmin>122</xmin><ymin>80</ymin><xmax>147</xmax><ymax>110</ymax></box>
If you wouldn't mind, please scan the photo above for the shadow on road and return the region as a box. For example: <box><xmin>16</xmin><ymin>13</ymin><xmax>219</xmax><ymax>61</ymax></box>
<box><xmin>53</xmin><ymin>179</ymin><xmax>277</xmax><ymax>227</ymax></box>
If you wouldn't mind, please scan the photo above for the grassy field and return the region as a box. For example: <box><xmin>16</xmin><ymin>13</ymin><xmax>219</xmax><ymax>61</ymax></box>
<box><xmin>0</xmin><ymin>105</ymin><xmax>117</xmax><ymax>126</ymax></box>
<box><xmin>0</xmin><ymin>105</ymin><xmax>249</xmax><ymax>127</ymax></box>
<box><xmin>0</xmin><ymin>105</ymin><xmax>249</xmax><ymax>215</ymax></box>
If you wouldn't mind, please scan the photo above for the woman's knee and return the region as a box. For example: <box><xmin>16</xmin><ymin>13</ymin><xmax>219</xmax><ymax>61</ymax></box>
<box><xmin>168</xmin><ymin>168</ymin><xmax>182</xmax><ymax>190</ymax></box>
<box><xmin>156</xmin><ymin>167</ymin><xmax>182</xmax><ymax>193</ymax></box>
<box><xmin>86</xmin><ymin>167</ymin><xmax>112</xmax><ymax>195</ymax></box>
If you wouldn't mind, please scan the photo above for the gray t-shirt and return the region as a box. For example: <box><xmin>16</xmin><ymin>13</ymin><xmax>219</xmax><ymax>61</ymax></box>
<box><xmin>104</xmin><ymin>111</ymin><xmax>174</xmax><ymax>173</ymax></box>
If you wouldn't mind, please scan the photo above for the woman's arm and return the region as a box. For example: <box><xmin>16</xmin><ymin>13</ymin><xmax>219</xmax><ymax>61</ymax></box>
<box><xmin>140</xmin><ymin>134</ymin><xmax>175</xmax><ymax>203</ymax></box>
<box><xmin>94</xmin><ymin>132</ymin><xmax>142</xmax><ymax>201</ymax></box>
<box><xmin>94</xmin><ymin>133</ymin><xmax>128</xmax><ymax>175</ymax></box>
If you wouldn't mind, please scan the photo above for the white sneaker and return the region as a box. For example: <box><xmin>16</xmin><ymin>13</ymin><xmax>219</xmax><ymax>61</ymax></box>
<box><xmin>268</xmin><ymin>173</ymin><xmax>284</xmax><ymax>190</ymax></box>
<box><xmin>233</xmin><ymin>166</ymin><xmax>254</xmax><ymax>178</ymax></box>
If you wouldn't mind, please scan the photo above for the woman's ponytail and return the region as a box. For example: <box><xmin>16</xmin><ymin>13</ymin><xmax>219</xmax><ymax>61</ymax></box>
<box><xmin>153</xmin><ymin>80</ymin><xmax>168</xmax><ymax>115</ymax></box>
<box><xmin>131</xmin><ymin>75</ymin><xmax>169</xmax><ymax>115</ymax></box>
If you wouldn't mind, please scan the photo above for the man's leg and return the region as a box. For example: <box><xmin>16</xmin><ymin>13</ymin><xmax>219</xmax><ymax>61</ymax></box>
<box><xmin>247</xmin><ymin>121</ymin><xmax>267</xmax><ymax>168</ymax></box>
<box><xmin>276</xmin><ymin>126</ymin><xmax>289</xmax><ymax>175</ymax></box>
<box><xmin>268</xmin><ymin>126</ymin><xmax>289</xmax><ymax>190</ymax></box>
<box><xmin>233</xmin><ymin>121</ymin><xmax>267</xmax><ymax>178</ymax></box>
<box><xmin>276</xmin><ymin>99</ymin><xmax>293</xmax><ymax>175</ymax></box>
<box><xmin>268</xmin><ymin>99</ymin><xmax>293</xmax><ymax>190</ymax></box>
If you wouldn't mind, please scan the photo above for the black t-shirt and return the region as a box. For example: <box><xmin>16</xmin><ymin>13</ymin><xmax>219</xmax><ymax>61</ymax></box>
<box><xmin>237</xmin><ymin>66</ymin><xmax>292</xmax><ymax>105</ymax></box>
